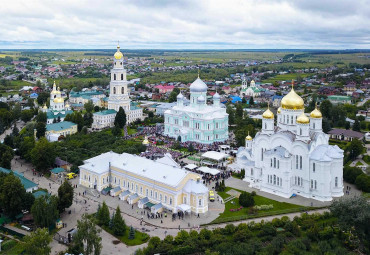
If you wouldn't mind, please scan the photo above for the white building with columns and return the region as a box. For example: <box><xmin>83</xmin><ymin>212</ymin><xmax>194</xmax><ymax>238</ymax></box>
<box><xmin>234</xmin><ymin>85</ymin><xmax>344</xmax><ymax>202</ymax></box>
<box><xmin>164</xmin><ymin>76</ymin><xmax>228</xmax><ymax>144</ymax></box>
<box><xmin>79</xmin><ymin>152</ymin><xmax>209</xmax><ymax>213</ymax></box>
<box><xmin>92</xmin><ymin>44</ymin><xmax>143</xmax><ymax>130</ymax></box>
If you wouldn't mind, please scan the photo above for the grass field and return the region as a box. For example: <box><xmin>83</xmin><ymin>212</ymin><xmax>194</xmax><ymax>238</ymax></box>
<box><xmin>211</xmin><ymin>187</ymin><xmax>309</xmax><ymax>224</ymax></box>
<box><xmin>101</xmin><ymin>225</ymin><xmax>149</xmax><ymax>246</ymax></box>
<box><xmin>262</xmin><ymin>73</ymin><xmax>312</xmax><ymax>83</ymax></box>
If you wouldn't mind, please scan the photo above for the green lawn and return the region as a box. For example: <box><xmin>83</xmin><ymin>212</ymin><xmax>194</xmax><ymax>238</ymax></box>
<box><xmin>101</xmin><ymin>225</ymin><xmax>149</xmax><ymax>246</ymax></box>
<box><xmin>356</xmin><ymin>161</ymin><xmax>363</xmax><ymax>166</ymax></box>
<box><xmin>0</xmin><ymin>239</ymin><xmax>24</xmax><ymax>255</ymax></box>
<box><xmin>211</xmin><ymin>187</ymin><xmax>309</xmax><ymax>224</ymax></box>
<box><xmin>262</xmin><ymin>73</ymin><xmax>312</xmax><ymax>83</ymax></box>
<box><xmin>127</xmin><ymin>127</ymin><xmax>137</xmax><ymax>135</ymax></box>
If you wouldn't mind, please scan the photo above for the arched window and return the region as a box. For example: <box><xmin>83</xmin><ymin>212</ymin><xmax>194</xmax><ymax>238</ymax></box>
<box><xmin>121</xmin><ymin>87</ymin><xmax>124</xmax><ymax>94</ymax></box>
<box><xmin>121</xmin><ymin>74</ymin><xmax>123</xmax><ymax>80</ymax></box>
<box><xmin>265</xmin><ymin>123</ymin><xmax>267</xmax><ymax>129</ymax></box>
<box><xmin>113</xmin><ymin>87</ymin><xmax>116</xmax><ymax>94</ymax></box>
<box><xmin>313</xmin><ymin>123</ymin><xmax>316</xmax><ymax>129</ymax></box>
<box><xmin>313</xmin><ymin>163</ymin><xmax>316</xmax><ymax>172</ymax></box>
<box><xmin>274</xmin><ymin>158</ymin><xmax>276</xmax><ymax>168</ymax></box>
<box><xmin>300</xmin><ymin>156</ymin><xmax>302</xmax><ymax>169</ymax></box>
<box><xmin>273</xmin><ymin>175</ymin><xmax>276</xmax><ymax>185</ymax></box>
<box><xmin>199</xmin><ymin>199</ymin><xmax>202</xmax><ymax>206</ymax></box>
<box><xmin>251</xmin><ymin>168</ymin><xmax>253</xmax><ymax>176</ymax></box>
<box><xmin>114</xmin><ymin>74</ymin><xmax>116</xmax><ymax>80</ymax></box>
<box><xmin>335</xmin><ymin>177</ymin><xmax>338</xmax><ymax>187</ymax></box>
<box><xmin>300</xmin><ymin>128</ymin><xmax>302</xmax><ymax>135</ymax></box>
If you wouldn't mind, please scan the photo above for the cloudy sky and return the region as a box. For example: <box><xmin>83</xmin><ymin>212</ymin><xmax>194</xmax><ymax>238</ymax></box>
<box><xmin>0</xmin><ymin>0</ymin><xmax>369</xmax><ymax>49</ymax></box>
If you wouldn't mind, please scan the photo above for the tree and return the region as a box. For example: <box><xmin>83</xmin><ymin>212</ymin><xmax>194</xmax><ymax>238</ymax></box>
<box><xmin>0</xmin><ymin>174</ymin><xmax>26</xmax><ymax>217</ymax></box>
<box><xmin>23</xmin><ymin>228</ymin><xmax>52</xmax><ymax>255</ymax></box>
<box><xmin>36</xmin><ymin>122</ymin><xmax>46</xmax><ymax>139</ymax></box>
<box><xmin>19</xmin><ymin>136</ymin><xmax>35</xmax><ymax>162</ymax></box>
<box><xmin>235</xmin><ymin>104</ymin><xmax>244</xmax><ymax>120</ymax></box>
<box><xmin>72</xmin><ymin>214</ymin><xmax>102</xmax><ymax>255</ymax></box>
<box><xmin>31</xmin><ymin>195</ymin><xmax>59</xmax><ymax>228</ymax></box>
<box><xmin>37</xmin><ymin>92</ymin><xmax>50</xmax><ymax>105</ymax></box>
<box><xmin>36</xmin><ymin>111</ymin><xmax>47</xmax><ymax>123</ymax></box>
<box><xmin>239</xmin><ymin>192</ymin><xmax>255</xmax><ymax>207</ymax></box>
<box><xmin>353</xmin><ymin>119</ymin><xmax>361</xmax><ymax>132</ymax></box>
<box><xmin>21</xmin><ymin>109</ymin><xmax>34</xmax><ymax>122</ymax></box>
<box><xmin>249</xmin><ymin>96</ymin><xmax>254</xmax><ymax>105</ymax></box>
<box><xmin>31</xmin><ymin>138</ymin><xmax>55</xmax><ymax>173</ymax></box>
<box><xmin>319</xmin><ymin>100</ymin><xmax>332</xmax><ymax>119</ymax></box>
<box><xmin>94</xmin><ymin>106</ymin><xmax>100</xmax><ymax>112</ymax></box>
<box><xmin>114</xmin><ymin>107</ymin><xmax>127</xmax><ymax>129</ymax></box>
<box><xmin>84</xmin><ymin>100</ymin><xmax>94</xmax><ymax>113</ymax></box>
<box><xmin>343</xmin><ymin>166</ymin><xmax>363</xmax><ymax>184</ymax></box>
<box><xmin>57</xmin><ymin>180</ymin><xmax>74</xmax><ymax>212</ymax></box>
<box><xmin>330</xmin><ymin>196</ymin><xmax>370</xmax><ymax>253</ymax></box>
<box><xmin>97</xmin><ymin>201</ymin><xmax>110</xmax><ymax>226</ymax></box>
<box><xmin>112</xmin><ymin>206</ymin><xmax>126</xmax><ymax>236</ymax></box>
<box><xmin>0</xmin><ymin>143</ymin><xmax>14</xmax><ymax>169</ymax></box>
<box><xmin>111</xmin><ymin>125</ymin><xmax>121</xmax><ymax>136</ymax></box>
<box><xmin>355</xmin><ymin>174</ymin><xmax>370</xmax><ymax>192</ymax></box>
<box><xmin>346</xmin><ymin>139</ymin><xmax>365</xmax><ymax>160</ymax></box>
<box><xmin>168</xmin><ymin>88</ymin><xmax>180</xmax><ymax>103</ymax></box>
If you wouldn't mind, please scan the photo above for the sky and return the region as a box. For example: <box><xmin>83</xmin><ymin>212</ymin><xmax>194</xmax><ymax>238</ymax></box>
<box><xmin>0</xmin><ymin>0</ymin><xmax>369</xmax><ymax>49</ymax></box>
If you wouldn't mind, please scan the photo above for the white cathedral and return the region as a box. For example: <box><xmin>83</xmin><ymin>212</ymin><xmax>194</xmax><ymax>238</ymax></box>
<box><xmin>235</xmin><ymin>85</ymin><xmax>344</xmax><ymax>201</ymax></box>
<box><xmin>92</xmin><ymin>44</ymin><xmax>143</xmax><ymax>130</ymax></box>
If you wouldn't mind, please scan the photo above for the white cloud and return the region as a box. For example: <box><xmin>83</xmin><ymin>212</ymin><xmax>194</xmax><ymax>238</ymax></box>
<box><xmin>0</xmin><ymin>0</ymin><xmax>369</xmax><ymax>49</ymax></box>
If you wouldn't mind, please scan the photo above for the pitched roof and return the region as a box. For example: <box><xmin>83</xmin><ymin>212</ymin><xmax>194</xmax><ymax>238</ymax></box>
<box><xmin>46</xmin><ymin>121</ymin><xmax>76</xmax><ymax>132</ymax></box>
<box><xmin>0</xmin><ymin>167</ymin><xmax>38</xmax><ymax>190</ymax></box>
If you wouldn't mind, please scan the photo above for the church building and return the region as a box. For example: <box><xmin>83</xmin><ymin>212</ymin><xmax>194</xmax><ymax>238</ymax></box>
<box><xmin>240</xmin><ymin>79</ymin><xmax>261</xmax><ymax>97</ymax></box>
<box><xmin>92</xmin><ymin>44</ymin><xmax>143</xmax><ymax>130</ymax></box>
<box><xmin>164</xmin><ymin>76</ymin><xmax>228</xmax><ymax>144</ymax></box>
<box><xmin>235</xmin><ymin>84</ymin><xmax>344</xmax><ymax>201</ymax></box>
<box><xmin>42</xmin><ymin>81</ymin><xmax>73</xmax><ymax>124</ymax></box>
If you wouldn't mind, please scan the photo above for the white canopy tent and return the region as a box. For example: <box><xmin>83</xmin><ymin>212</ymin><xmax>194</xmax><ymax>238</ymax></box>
<box><xmin>201</xmin><ymin>151</ymin><xmax>228</xmax><ymax>162</ymax></box>
<box><xmin>177</xmin><ymin>204</ymin><xmax>191</xmax><ymax>213</ymax></box>
<box><xmin>197</xmin><ymin>166</ymin><xmax>220</xmax><ymax>175</ymax></box>
<box><xmin>184</xmin><ymin>164</ymin><xmax>198</xmax><ymax>170</ymax></box>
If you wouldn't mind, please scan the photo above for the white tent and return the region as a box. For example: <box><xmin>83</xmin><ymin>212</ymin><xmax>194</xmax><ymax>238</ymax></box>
<box><xmin>197</xmin><ymin>166</ymin><xmax>220</xmax><ymax>175</ymax></box>
<box><xmin>184</xmin><ymin>164</ymin><xmax>198</xmax><ymax>170</ymax></box>
<box><xmin>202</xmin><ymin>151</ymin><xmax>228</xmax><ymax>161</ymax></box>
<box><xmin>177</xmin><ymin>204</ymin><xmax>191</xmax><ymax>213</ymax></box>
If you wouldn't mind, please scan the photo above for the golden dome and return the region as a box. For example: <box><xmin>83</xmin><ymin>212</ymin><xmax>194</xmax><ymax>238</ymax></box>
<box><xmin>43</xmin><ymin>104</ymin><xmax>47</xmax><ymax>109</ymax></box>
<box><xmin>281</xmin><ymin>82</ymin><xmax>304</xmax><ymax>110</ymax></box>
<box><xmin>54</xmin><ymin>97</ymin><xmax>64</xmax><ymax>103</ymax></box>
<box><xmin>142</xmin><ymin>136</ymin><xmax>149</xmax><ymax>145</ymax></box>
<box><xmin>277</xmin><ymin>107</ymin><xmax>281</xmax><ymax>113</ymax></box>
<box><xmin>246</xmin><ymin>131</ymin><xmax>253</xmax><ymax>140</ymax></box>
<box><xmin>297</xmin><ymin>112</ymin><xmax>309</xmax><ymax>124</ymax></box>
<box><xmin>262</xmin><ymin>107</ymin><xmax>274</xmax><ymax>119</ymax></box>
<box><xmin>114</xmin><ymin>51</ymin><xmax>123</xmax><ymax>60</ymax></box>
<box><xmin>310</xmin><ymin>104</ymin><xmax>322</xmax><ymax>118</ymax></box>
<box><xmin>65</xmin><ymin>104</ymin><xmax>70</xmax><ymax>108</ymax></box>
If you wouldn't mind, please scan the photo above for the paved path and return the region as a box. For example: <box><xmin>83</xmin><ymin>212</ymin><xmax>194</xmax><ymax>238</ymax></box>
<box><xmin>0</xmin><ymin>120</ymin><xmax>26</xmax><ymax>142</ymax></box>
<box><xmin>11</xmin><ymin>157</ymin><xmax>357</xmax><ymax>255</ymax></box>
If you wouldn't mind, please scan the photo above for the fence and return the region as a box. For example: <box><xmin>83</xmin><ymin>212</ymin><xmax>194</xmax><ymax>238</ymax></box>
<box><xmin>0</xmin><ymin>226</ymin><xmax>25</xmax><ymax>239</ymax></box>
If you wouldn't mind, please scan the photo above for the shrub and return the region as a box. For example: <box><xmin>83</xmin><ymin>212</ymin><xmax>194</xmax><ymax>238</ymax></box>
<box><xmin>254</xmin><ymin>204</ymin><xmax>273</xmax><ymax>210</ymax></box>
<box><xmin>343</xmin><ymin>166</ymin><xmax>363</xmax><ymax>184</ymax></box>
<box><xmin>355</xmin><ymin>174</ymin><xmax>370</xmax><ymax>192</ymax></box>
<box><xmin>239</xmin><ymin>192</ymin><xmax>255</xmax><ymax>207</ymax></box>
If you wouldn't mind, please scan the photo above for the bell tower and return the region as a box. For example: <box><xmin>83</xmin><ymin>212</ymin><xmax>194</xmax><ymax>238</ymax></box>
<box><xmin>108</xmin><ymin>42</ymin><xmax>130</xmax><ymax>113</ymax></box>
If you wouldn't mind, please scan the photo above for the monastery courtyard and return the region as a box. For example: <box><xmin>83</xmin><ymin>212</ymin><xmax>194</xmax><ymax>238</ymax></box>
<box><xmin>11</xmin><ymin>155</ymin><xmax>361</xmax><ymax>255</ymax></box>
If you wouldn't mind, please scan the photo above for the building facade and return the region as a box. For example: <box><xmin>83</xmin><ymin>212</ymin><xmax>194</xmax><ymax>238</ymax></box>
<box><xmin>240</xmin><ymin>79</ymin><xmax>261</xmax><ymax>97</ymax></box>
<box><xmin>164</xmin><ymin>77</ymin><xmax>228</xmax><ymax>144</ymax></box>
<box><xmin>234</xmin><ymin>86</ymin><xmax>344</xmax><ymax>201</ymax></box>
<box><xmin>92</xmin><ymin>44</ymin><xmax>144</xmax><ymax>129</ymax></box>
<box><xmin>79</xmin><ymin>152</ymin><xmax>209</xmax><ymax>213</ymax></box>
<box><xmin>45</xmin><ymin>121</ymin><xmax>78</xmax><ymax>142</ymax></box>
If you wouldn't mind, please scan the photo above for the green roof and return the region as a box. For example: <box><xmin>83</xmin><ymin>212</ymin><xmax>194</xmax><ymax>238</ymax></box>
<box><xmin>145</xmin><ymin>202</ymin><xmax>155</xmax><ymax>208</ymax></box>
<box><xmin>46</xmin><ymin>121</ymin><xmax>77</xmax><ymax>132</ymax></box>
<box><xmin>33</xmin><ymin>190</ymin><xmax>48</xmax><ymax>199</ymax></box>
<box><xmin>47</xmin><ymin>110</ymin><xmax>73</xmax><ymax>120</ymax></box>
<box><xmin>94</xmin><ymin>109</ymin><xmax>116</xmax><ymax>115</ymax></box>
<box><xmin>328</xmin><ymin>95</ymin><xmax>351</xmax><ymax>101</ymax></box>
<box><xmin>0</xmin><ymin>167</ymin><xmax>38</xmax><ymax>190</ymax></box>
<box><xmin>50</xmin><ymin>167</ymin><xmax>65</xmax><ymax>174</ymax></box>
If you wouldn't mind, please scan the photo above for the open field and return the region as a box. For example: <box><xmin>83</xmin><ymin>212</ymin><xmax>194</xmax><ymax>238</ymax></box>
<box><xmin>262</xmin><ymin>73</ymin><xmax>312</xmax><ymax>83</ymax></box>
